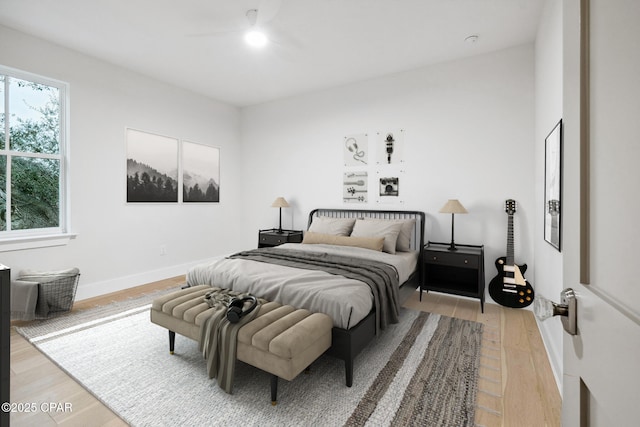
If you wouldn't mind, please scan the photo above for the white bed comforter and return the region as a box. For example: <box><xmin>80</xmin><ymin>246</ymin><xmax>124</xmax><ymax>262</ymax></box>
<box><xmin>186</xmin><ymin>243</ymin><xmax>418</xmax><ymax>329</ymax></box>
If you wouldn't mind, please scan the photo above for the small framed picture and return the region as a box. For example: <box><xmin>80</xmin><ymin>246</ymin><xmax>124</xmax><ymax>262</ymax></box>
<box><xmin>343</xmin><ymin>134</ymin><xmax>368</xmax><ymax>166</ymax></box>
<box><xmin>544</xmin><ymin>120</ymin><xmax>562</xmax><ymax>251</ymax></box>
<box><xmin>376</xmin><ymin>169</ymin><xmax>405</xmax><ymax>204</ymax></box>
<box><xmin>376</xmin><ymin>129</ymin><xmax>404</xmax><ymax>165</ymax></box>
<box><xmin>343</xmin><ymin>172</ymin><xmax>368</xmax><ymax>203</ymax></box>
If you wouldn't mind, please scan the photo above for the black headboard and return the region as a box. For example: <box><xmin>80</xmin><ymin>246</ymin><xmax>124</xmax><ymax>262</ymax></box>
<box><xmin>308</xmin><ymin>208</ymin><xmax>426</xmax><ymax>252</ymax></box>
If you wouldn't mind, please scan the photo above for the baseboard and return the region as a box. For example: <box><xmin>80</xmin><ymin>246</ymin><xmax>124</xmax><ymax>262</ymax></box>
<box><xmin>74</xmin><ymin>257</ymin><xmax>222</xmax><ymax>301</ymax></box>
<box><xmin>536</xmin><ymin>317</ymin><xmax>563</xmax><ymax>394</ymax></box>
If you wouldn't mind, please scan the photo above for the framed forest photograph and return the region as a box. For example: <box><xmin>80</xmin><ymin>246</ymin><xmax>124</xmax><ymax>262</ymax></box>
<box><xmin>182</xmin><ymin>141</ymin><xmax>220</xmax><ymax>203</ymax></box>
<box><xmin>126</xmin><ymin>129</ymin><xmax>179</xmax><ymax>203</ymax></box>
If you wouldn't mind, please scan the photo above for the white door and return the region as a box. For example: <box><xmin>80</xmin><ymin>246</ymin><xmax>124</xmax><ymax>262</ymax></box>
<box><xmin>562</xmin><ymin>1</ymin><xmax>640</xmax><ymax>425</ymax></box>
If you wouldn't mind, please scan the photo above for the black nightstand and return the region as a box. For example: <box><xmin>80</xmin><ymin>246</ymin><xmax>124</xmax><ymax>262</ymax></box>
<box><xmin>258</xmin><ymin>229</ymin><xmax>303</xmax><ymax>248</ymax></box>
<box><xmin>423</xmin><ymin>241</ymin><xmax>485</xmax><ymax>312</ymax></box>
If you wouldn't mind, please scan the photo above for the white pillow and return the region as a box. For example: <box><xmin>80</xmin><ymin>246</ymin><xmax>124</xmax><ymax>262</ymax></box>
<box><xmin>308</xmin><ymin>216</ymin><xmax>356</xmax><ymax>236</ymax></box>
<box><xmin>350</xmin><ymin>219</ymin><xmax>403</xmax><ymax>254</ymax></box>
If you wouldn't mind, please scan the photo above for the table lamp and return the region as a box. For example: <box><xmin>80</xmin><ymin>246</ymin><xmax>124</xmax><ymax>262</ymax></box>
<box><xmin>439</xmin><ymin>199</ymin><xmax>468</xmax><ymax>251</ymax></box>
<box><xmin>271</xmin><ymin>197</ymin><xmax>290</xmax><ymax>234</ymax></box>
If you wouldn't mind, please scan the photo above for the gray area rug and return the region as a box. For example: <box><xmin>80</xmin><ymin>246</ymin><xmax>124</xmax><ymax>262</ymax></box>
<box><xmin>17</xmin><ymin>294</ymin><xmax>483</xmax><ymax>427</ymax></box>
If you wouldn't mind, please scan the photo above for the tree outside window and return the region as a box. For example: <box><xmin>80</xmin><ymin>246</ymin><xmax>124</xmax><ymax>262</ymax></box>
<box><xmin>0</xmin><ymin>68</ymin><xmax>67</xmax><ymax>235</ymax></box>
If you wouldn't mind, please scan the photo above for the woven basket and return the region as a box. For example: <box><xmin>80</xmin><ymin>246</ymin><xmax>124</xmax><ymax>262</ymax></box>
<box><xmin>35</xmin><ymin>274</ymin><xmax>80</xmax><ymax>319</ymax></box>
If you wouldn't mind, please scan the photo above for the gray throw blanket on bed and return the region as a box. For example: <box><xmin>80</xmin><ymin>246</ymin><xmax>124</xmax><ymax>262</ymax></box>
<box><xmin>228</xmin><ymin>247</ymin><xmax>400</xmax><ymax>332</ymax></box>
<box><xmin>198</xmin><ymin>287</ymin><xmax>264</xmax><ymax>394</ymax></box>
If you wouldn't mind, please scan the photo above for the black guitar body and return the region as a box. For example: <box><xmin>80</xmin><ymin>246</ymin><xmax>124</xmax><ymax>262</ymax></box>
<box><xmin>488</xmin><ymin>256</ymin><xmax>535</xmax><ymax>308</ymax></box>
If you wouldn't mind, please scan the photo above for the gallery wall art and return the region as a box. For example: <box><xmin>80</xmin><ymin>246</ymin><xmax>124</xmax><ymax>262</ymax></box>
<box><xmin>341</xmin><ymin>128</ymin><xmax>406</xmax><ymax>205</ymax></box>
<box><xmin>376</xmin><ymin>170</ymin><xmax>405</xmax><ymax>204</ymax></box>
<box><xmin>126</xmin><ymin>128</ymin><xmax>220</xmax><ymax>203</ymax></box>
<box><xmin>126</xmin><ymin>129</ymin><xmax>179</xmax><ymax>203</ymax></box>
<box><xmin>343</xmin><ymin>171</ymin><xmax>368</xmax><ymax>203</ymax></box>
<box><xmin>343</xmin><ymin>133</ymin><xmax>369</xmax><ymax>166</ymax></box>
<box><xmin>182</xmin><ymin>141</ymin><xmax>220</xmax><ymax>203</ymax></box>
<box><xmin>376</xmin><ymin>129</ymin><xmax>404</xmax><ymax>166</ymax></box>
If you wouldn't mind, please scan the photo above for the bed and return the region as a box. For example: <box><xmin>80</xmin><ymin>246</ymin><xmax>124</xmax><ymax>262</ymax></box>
<box><xmin>187</xmin><ymin>208</ymin><xmax>425</xmax><ymax>387</ymax></box>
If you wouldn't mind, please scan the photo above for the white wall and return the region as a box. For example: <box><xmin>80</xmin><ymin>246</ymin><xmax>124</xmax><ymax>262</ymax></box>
<box><xmin>239</xmin><ymin>45</ymin><xmax>536</xmax><ymax>291</ymax></box>
<box><xmin>534</xmin><ymin>0</ymin><xmax>564</xmax><ymax>391</ymax></box>
<box><xmin>0</xmin><ymin>25</ymin><xmax>244</xmax><ymax>299</ymax></box>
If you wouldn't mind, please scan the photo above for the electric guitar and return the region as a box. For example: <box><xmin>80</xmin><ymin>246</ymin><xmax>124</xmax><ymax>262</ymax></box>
<box><xmin>488</xmin><ymin>199</ymin><xmax>535</xmax><ymax>308</ymax></box>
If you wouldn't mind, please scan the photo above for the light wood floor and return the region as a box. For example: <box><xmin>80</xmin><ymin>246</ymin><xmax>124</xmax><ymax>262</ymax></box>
<box><xmin>9</xmin><ymin>276</ymin><xmax>561</xmax><ymax>426</ymax></box>
<box><xmin>404</xmin><ymin>291</ymin><xmax>562</xmax><ymax>426</ymax></box>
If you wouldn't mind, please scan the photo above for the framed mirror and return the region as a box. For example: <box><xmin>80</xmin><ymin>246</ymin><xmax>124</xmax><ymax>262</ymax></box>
<box><xmin>544</xmin><ymin>119</ymin><xmax>563</xmax><ymax>251</ymax></box>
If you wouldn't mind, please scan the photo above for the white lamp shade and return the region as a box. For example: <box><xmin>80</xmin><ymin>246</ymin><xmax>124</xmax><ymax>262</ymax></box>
<box><xmin>271</xmin><ymin>197</ymin><xmax>290</xmax><ymax>208</ymax></box>
<box><xmin>439</xmin><ymin>199</ymin><xmax>468</xmax><ymax>214</ymax></box>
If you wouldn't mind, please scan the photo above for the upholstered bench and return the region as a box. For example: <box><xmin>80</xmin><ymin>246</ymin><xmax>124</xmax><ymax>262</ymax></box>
<box><xmin>150</xmin><ymin>285</ymin><xmax>333</xmax><ymax>404</ymax></box>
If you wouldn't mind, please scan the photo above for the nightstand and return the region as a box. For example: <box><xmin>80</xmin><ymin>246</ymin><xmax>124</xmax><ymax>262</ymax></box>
<box><xmin>423</xmin><ymin>241</ymin><xmax>485</xmax><ymax>312</ymax></box>
<box><xmin>258</xmin><ymin>229</ymin><xmax>303</xmax><ymax>248</ymax></box>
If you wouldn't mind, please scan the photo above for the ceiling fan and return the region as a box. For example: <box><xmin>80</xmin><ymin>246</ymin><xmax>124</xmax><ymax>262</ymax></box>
<box><xmin>244</xmin><ymin>9</ymin><xmax>268</xmax><ymax>47</ymax></box>
<box><xmin>190</xmin><ymin>1</ymin><xmax>291</xmax><ymax>49</ymax></box>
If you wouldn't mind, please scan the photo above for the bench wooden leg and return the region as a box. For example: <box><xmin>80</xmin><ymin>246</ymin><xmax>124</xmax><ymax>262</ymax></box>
<box><xmin>270</xmin><ymin>374</ymin><xmax>278</xmax><ymax>406</ymax></box>
<box><xmin>169</xmin><ymin>330</ymin><xmax>175</xmax><ymax>355</ymax></box>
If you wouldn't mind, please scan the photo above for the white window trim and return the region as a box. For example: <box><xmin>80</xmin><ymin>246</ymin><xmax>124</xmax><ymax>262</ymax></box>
<box><xmin>0</xmin><ymin>232</ymin><xmax>77</xmax><ymax>252</ymax></box>
<box><xmin>0</xmin><ymin>65</ymin><xmax>72</xmax><ymax>246</ymax></box>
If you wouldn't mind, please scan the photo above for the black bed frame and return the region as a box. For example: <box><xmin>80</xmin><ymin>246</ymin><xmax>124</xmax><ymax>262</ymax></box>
<box><xmin>307</xmin><ymin>208</ymin><xmax>425</xmax><ymax>387</ymax></box>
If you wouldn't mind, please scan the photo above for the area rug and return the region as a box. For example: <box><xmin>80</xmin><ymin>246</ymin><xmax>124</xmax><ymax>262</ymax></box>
<box><xmin>17</xmin><ymin>296</ymin><xmax>483</xmax><ymax>427</ymax></box>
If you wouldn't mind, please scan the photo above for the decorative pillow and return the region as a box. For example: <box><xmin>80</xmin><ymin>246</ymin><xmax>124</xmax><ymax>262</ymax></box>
<box><xmin>350</xmin><ymin>219</ymin><xmax>403</xmax><ymax>254</ymax></box>
<box><xmin>302</xmin><ymin>232</ymin><xmax>384</xmax><ymax>251</ymax></box>
<box><xmin>395</xmin><ymin>219</ymin><xmax>416</xmax><ymax>252</ymax></box>
<box><xmin>308</xmin><ymin>216</ymin><xmax>356</xmax><ymax>236</ymax></box>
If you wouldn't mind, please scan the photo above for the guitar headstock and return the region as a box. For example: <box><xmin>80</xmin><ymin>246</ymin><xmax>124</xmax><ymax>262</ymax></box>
<box><xmin>505</xmin><ymin>199</ymin><xmax>517</xmax><ymax>215</ymax></box>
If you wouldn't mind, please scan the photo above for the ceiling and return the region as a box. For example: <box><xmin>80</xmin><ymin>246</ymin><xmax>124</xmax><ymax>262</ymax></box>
<box><xmin>0</xmin><ymin>0</ymin><xmax>544</xmax><ymax>107</ymax></box>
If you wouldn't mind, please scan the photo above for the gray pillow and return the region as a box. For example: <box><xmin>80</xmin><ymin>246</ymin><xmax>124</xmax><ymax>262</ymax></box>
<box><xmin>308</xmin><ymin>216</ymin><xmax>356</xmax><ymax>236</ymax></box>
<box><xmin>350</xmin><ymin>219</ymin><xmax>404</xmax><ymax>254</ymax></box>
<box><xmin>395</xmin><ymin>219</ymin><xmax>416</xmax><ymax>252</ymax></box>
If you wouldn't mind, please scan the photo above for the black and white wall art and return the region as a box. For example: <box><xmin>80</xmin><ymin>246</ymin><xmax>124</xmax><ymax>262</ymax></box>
<box><xmin>182</xmin><ymin>141</ymin><xmax>220</xmax><ymax>203</ymax></box>
<box><xmin>343</xmin><ymin>133</ymin><xmax>369</xmax><ymax>166</ymax></box>
<box><xmin>376</xmin><ymin>129</ymin><xmax>405</xmax><ymax>165</ymax></box>
<box><xmin>342</xmin><ymin>128</ymin><xmax>408</xmax><ymax>205</ymax></box>
<box><xmin>376</xmin><ymin>170</ymin><xmax>405</xmax><ymax>204</ymax></box>
<box><xmin>126</xmin><ymin>128</ymin><xmax>179</xmax><ymax>203</ymax></box>
<box><xmin>343</xmin><ymin>172</ymin><xmax>368</xmax><ymax>203</ymax></box>
<box><xmin>378</xmin><ymin>176</ymin><xmax>399</xmax><ymax>197</ymax></box>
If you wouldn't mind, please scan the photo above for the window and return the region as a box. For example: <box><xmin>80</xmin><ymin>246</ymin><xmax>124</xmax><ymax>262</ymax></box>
<box><xmin>0</xmin><ymin>66</ymin><xmax>69</xmax><ymax>241</ymax></box>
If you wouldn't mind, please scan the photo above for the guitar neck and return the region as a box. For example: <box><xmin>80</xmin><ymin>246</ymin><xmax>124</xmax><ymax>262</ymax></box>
<box><xmin>506</xmin><ymin>214</ymin><xmax>515</xmax><ymax>265</ymax></box>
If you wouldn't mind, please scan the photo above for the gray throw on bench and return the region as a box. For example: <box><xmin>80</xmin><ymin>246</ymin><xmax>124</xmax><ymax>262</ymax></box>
<box><xmin>199</xmin><ymin>288</ymin><xmax>265</xmax><ymax>393</ymax></box>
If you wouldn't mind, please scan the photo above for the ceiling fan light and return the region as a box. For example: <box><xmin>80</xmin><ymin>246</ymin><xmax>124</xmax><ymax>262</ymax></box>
<box><xmin>245</xmin><ymin>30</ymin><xmax>268</xmax><ymax>48</ymax></box>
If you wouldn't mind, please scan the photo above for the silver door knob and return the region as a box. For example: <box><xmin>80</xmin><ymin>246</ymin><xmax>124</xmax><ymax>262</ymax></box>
<box><xmin>534</xmin><ymin>288</ymin><xmax>577</xmax><ymax>335</ymax></box>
